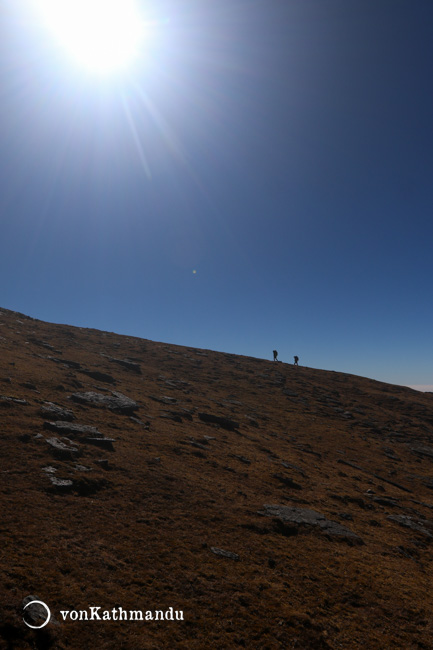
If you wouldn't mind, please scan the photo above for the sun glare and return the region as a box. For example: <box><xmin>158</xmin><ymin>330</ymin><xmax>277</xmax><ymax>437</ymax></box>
<box><xmin>35</xmin><ymin>0</ymin><xmax>145</xmax><ymax>73</ymax></box>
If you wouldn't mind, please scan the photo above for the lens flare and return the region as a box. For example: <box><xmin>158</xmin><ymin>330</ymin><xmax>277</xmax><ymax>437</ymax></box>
<box><xmin>34</xmin><ymin>0</ymin><xmax>145</xmax><ymax>73</ymax></box>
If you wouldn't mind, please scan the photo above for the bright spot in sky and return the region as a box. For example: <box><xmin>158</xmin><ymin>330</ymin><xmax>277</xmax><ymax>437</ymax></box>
<box><xmin>34</xmin><ymin>0</ymin><xmax>145</xmax><ymax>73</ymax></box>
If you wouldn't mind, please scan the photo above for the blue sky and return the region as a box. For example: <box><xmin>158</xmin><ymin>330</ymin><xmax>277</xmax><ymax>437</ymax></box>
<box><xmin>1</xmin><ymin>0</ymin><xmax>432</xmax><ymax>389</ymax></box>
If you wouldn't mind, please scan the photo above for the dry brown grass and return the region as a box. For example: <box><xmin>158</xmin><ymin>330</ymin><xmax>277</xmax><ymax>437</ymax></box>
<box><xmin>1</xmin><ymin>307</ymin><xmax>433</xmax><ymax>649</ymax></box>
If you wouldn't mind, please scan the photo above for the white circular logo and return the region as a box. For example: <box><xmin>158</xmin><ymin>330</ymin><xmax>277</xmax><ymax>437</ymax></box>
<box><xmin>23</xmin><ymin>600</ymin><xmax>51</xmax><ymax>629</ymax></box>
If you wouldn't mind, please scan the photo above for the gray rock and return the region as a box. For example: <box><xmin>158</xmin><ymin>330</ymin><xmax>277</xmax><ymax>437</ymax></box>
<box><xmin>211</xmin><ymin>547</ymin><xmax>239</xmax><ymax>561</ymax></box>
<box><xmin>198</xmin><ymin>412</ymin><xmax>240</xmax><ymax>431</ymax></box>
<box><xmin>387</xmin><ymin>515</ymin><xmax>433</xmax><ymax>539</ymax></box>
<box><xmin>410</xmin><ymin>445</ymin><xmax>433</xmax><ymax>460</ymax></box>
<box><xmin>28</xmin><ymin>338</ymin><xmax>56</xmax><ymax>350</ymax></box>
<box><xmin>102</xmin><ymin>355</ymin><xmax>141</xmax><ymax>374</ymax></box>
<box><xmin>43</xmin><ymin>421</ymin><xmax>103</xmax><ymax>438</ymax></box>
<box><xmin>258</xmin><ymin>504</ymin><xmax>364</xmax><ymax>545</ymax></box>
<box><xmin>0</xmin><ymin>395</ymin><xmax>29</xmax><ymax>406</ymax></box>
<box><xmin>188</xmin><ymin>439</ymin><xmax>208</xmax><ymax>450</ymax></box>
<box><xmin>47</xmin><ymin>356</ymin><xmax>81</xmax><ymax>369</ymax></box>
<box><xmin>41</xmin><ymin>466</ymin><xmax>57</xmax><ymax>474</ymax></box>
<box><xmin>40</xmin><ymin>402</ymin><xmax>75</xmax><ymax>421</ymax></box>
<box><xmin>49</xmin><ymin>476</ymin><xmax>74</xmax><ymax>490</ymax></box>
<box><xmin>69</xmin><ymin>391</ymin><xmax>138</xmax><ymax>414</ymax></box>
<box><xmin>74</xmin><ymin>464</ymin><xmax>92</xmax><ymax>472</ymax></box>
<box><xmin>46</xmin><ymin>437</ymin><xmax>80</xmax><ymax>459</ymax></box>
<box><xmin>150</xmin><ymin>395</ymin><xmax>178</xmax><ymax>405</ymax></box>
<box><xmin>130</xmin><ymin>416</ymin><xmax>151</xmax><ymax>428</ymax></box>
<box><xmin>84</xmin><ymin>437</ymin><xmax>115</xmax><ymax>451</ymax></box>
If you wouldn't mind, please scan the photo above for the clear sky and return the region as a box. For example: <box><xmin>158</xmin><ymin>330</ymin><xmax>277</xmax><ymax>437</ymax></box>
<box><xmin>1</xmin><ymin>0</ymin><xmax>432</xmax><ymax>390</ymax></box>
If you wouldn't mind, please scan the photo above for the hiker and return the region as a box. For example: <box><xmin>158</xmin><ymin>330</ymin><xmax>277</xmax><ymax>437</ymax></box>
<box><xmin>294</xmin><ymin>355</ymin><xmax>299</xmax><ymax>366</ymax></box>
<box><xmin>273</xmin><ymin>350</ymin><xmax>278</xmax><ymax>361</ymax></box>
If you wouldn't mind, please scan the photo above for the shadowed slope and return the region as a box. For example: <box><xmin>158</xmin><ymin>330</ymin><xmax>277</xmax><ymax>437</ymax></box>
<box><xmin>1</xmin><ymin>307</ymin><xmax>433</xmax><ymax>649</ymax></box>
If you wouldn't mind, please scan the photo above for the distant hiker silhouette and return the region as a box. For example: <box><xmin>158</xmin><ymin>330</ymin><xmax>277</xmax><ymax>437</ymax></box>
<box><xmin>294</xmin><ymin>355</ymin><xmax>299</xmax><ymax>366</ymax></box>
<box><xmin>273</xmin><ymin>350</ymin><xmax>278</xmax><ymax>361</ymax></box>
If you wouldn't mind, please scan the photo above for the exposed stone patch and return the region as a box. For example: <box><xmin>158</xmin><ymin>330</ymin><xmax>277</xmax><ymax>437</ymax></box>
<box><xmin>150</xmin><ymin>395</ymin><xmax>178</xmax><ymax>405</ymax></box>
<box><xmin>211</xmin><ymin>547</ymin><xmax>239</xmax><ymax>561</ymax></box>
<box><xmin>258</xmin><ymin>504</ymin><xmax>364</xmax><ymax>545</ymax></box>
<box><xmin>198</xmin><ymin>412</ymin><xmax>240</xmax><ymax>431</ymax></box>
<box><xmin>43</xmin><ymin>421</ymin><xmax>103</xmax><ymax>438</ymax></box>
<box><xmin>159</xmin><ymin>377</ymin><xmax>191</xmax><ymax>390</ymax></box>
<box><xmin>0</xmin><ymin>395</ymin><xmax>29</xmax><ymax>406</ymax></box>
<box><xmin>130</xmin><ymin>416</ymin><xmax>151</xmax><ymax>428</ymax></box>
<box><xmin>187</xmin><ymin>439</ymin><xmax>208</xmax><ymax>450</ymax></box>
<box><xmin>69</xmin><ymin>391</ymin><xmax>138</xmax><ymax>414</ymax></box>
<box><xmin>27</xmin><ymin>338</ymin><xmax>56</xmax><ymax>351</ymax></box>
<box><xmin>40</xmin><ymin>402</ymin><xmax>75</xmax><ymax>421</ymax></box>
<box><xmin>46</xmin><ymin>437</ymin><xmax>80</xmax><ymax>459</ymax></box>
<box><xmin>42</xmin><ymin>465</ymin><xmax>57</xmax><ymax>474</ymax></box>
<box><xmin>47</xmin><ymin>356</ymin><xmax>81</xmax><ymax>369</ymax></box>
<box><xmin>49</xmin><ymin>476</ymin><xmax>74</xmax><ymax>491</ymax></box>
<box><xmin>387</xmin><ymin>515</ymin><xmax>433</xmax><ymax>539</ymax></box>
<box><xmin>410</xmin><ymin>445</ymin><xmax>433</xmax><ymax>460</ymax></box>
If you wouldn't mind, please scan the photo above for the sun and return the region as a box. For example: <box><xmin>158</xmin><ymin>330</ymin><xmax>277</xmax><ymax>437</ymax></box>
<box><xmin>34</xmin><ymin>0</ymin><xmax>145</xmax><ymax>74</ymax></box>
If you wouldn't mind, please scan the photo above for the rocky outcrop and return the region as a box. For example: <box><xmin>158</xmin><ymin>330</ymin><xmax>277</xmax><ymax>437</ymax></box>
<box><xmin>43</xmin><ymin>421</ymin><xmax>102</xmax><ymax>437</ymax></box>
<box><xmin>40</xmin><ymin>402</ymin><xmax>75</xmax><ymax>421</ymax></box>
<box><xmin>46</xmin><ymin>437</ymin><xmax>80</xmax><ymax>459</ymax></box>
<box><xmin>387</xmin><ymin>515</ymin><xmax>433</xmax><ymax>539</ymax></box>
<box><xmin>258</xmin><ymin>504</ymin><xmax>364</xmax><ymax>545</ymax></box>
<box><xmin>69</xmin><ymin>391</ymin><xmax>138</xmax><ymax>414</ymax></box>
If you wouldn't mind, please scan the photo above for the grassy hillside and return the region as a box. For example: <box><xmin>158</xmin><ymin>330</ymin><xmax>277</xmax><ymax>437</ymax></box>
<box><xmin>1</xmin><ymin>307</ymin><xmax>432</xmax><ymax>649</ymax></box>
